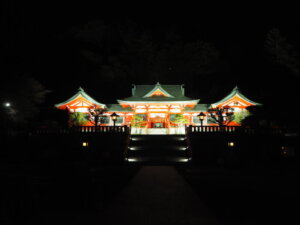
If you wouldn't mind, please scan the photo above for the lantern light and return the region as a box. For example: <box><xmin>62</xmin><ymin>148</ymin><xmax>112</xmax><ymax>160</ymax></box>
<box><xmin>179</xmin><ymin>158</ymin><xmax>189</xmax><ymax>162</ymax></box>
<box><xmin>228</xmin><ymin>141</ymin><xmax>235</xmax><ymax>147</ymax></box>
<box><xmin>127</xmin><ymin>158</ymin><xmax>137</xmax><ymax>162</ymax></box>
<box><xmin>197</xmin><ymin>112</ymin><xmax>206</xmax><ymax>126</ymax></box>
<box><xmin>110</xmin><ymin>112</ymin><xmax>119</xmax><ymax>126</ymax></box>
<box><xmin>82</xmin><ymin>142</ymin><xmax>89</xmax><ymax>147</ymax></box>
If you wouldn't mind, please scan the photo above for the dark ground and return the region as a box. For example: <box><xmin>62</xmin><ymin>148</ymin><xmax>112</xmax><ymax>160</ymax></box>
<box><xmin>1</xmin><ymin>144</ymin><xmax>300</xmax><ymax>225</ymax></box>
<box><xmin>1</xmin><ymin>160</ymin><xmax>140</xmax><ymax>224</ymax></box>
<box><xmin>178</xmin><ymin>164</ymin><xmax>300</xmax><ymax>225</ymax></box>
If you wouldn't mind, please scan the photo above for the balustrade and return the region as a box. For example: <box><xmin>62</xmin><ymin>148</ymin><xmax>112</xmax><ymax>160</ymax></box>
<box><xmin>186</xmin><ymin>125</ymin><xmax>285</xmax><ymax>135</ymax></box>
<box><xmin>35</xmin><ymin>126</ymin><xmax>129</xmax><ymax>135</ymax></box>
<box><xmin>189</xmin><ymin>126</ymin><xmax>240</xmax><ymax>133</ymax></box>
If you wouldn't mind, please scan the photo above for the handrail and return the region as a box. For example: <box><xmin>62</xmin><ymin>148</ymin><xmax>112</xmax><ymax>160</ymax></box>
<box><xmin>35</xmin><ymin>126</ymin><xmax>130</xmax><ymax>135</ymax></box>
<box><xmin>186</xmin><ymin>125</ymin><xmax>285</xmax><ymax>135</ymax></box>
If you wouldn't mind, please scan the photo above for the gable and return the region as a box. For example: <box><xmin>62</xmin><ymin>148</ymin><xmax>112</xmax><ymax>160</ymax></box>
<box><xmin>132</xmin><ymin>83</ymin><xmax>184</xmax><ymax>98</ymax></box>
<box><xmin>142</xmin><ymin>82</ymin><xmax>175</xmax><ymax>98</ymax></box>
<box><xmin>144</xmin><ymin>87</ymin><xmax>174</xmax><ymax>98</ymax></box>
<box><xmin>118</xmin><ymin>83</ymin><xmax>199</xmax><ymax>104</ymax></box>
<box><xmin>212</xmin><ymin>86</ymin><xmax>261</xmax><ymax>108</ymax></box>
<box><xmin>69</xmin><ymin>97</ymin><xmax>95</xmax><ymax>107</ymax></box>
<box><xmin>58</xmin><ymin>95</ymin><xmax>102</xmax><ymax>111</ymax></box>
<box><xmin>217</xmin><ymin>94</ymin><xmax>254</xmax><ymax>108</ymax></box>
<box><xmin>149</xmin><ymin>89</ymin><xmax>167</xmax><ymax>97</ymax></box>
<box><xmin>55</xmin><ymin>87</ymin><xmax>106</xmax><ymax>110</ymax></box>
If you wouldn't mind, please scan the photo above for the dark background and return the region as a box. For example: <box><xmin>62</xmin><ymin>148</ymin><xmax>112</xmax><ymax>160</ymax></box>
<box><xmin>1</xmin><ymin>2</ymin><xmax>300</xmax><ymax>126</ymax></box>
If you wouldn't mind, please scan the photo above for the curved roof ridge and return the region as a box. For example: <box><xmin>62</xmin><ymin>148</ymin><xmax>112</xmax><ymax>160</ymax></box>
<box><xmin>55</xmin><ymin>87</ymin><xmax>106</xmax><ymax>108</ymax></box>
<box><xmin>143</xmin><ymin>82</ymin><xmax>174</xmax><ymax>98</ymax></box>
<box><xmin>212</xmin><ymin>86</ymin><xmax>261</xmax><ymax>106</ymax></box>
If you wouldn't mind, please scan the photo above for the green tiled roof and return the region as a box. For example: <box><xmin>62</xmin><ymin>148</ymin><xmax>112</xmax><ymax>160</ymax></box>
<box><xmin>133</xmin><ymin>82</ymin><xmax>184</xmax><ymax>97</ymax></box>
<box><xmin>106</xmin><ymin>104</ymin><xmax>133</xmax><ymax>112</ymax></box>
<box><xmin>184</xmin><ymin>104</ymin><xmax>209</xmax><ymax>112</ymax></box>
<box><xmin>212</xmin><ymin>86</ymin><xmax>261</xmax><ymax>106</ymax></box>
<box><xmin>55</xmin><ymin>87</ymin><xmax>106</xmax><ymax>108</ymax></box>
<box><xmin>143</xmin><ymin>82</ymin><xmax>175</xmax><ymax>98</ymax></box>
<box><xmin>118</xmin><ymin>82</ymin><xmax>199</xmax><ymax>103</ymax></box>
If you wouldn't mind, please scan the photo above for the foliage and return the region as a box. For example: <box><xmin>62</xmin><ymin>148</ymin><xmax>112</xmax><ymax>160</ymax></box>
<box><xmin>69</xmin><ymin>20</ymin><xmax>221</xmax><ymax>87</ymax></box>
<box><xmin>171</xmin><ymin>114</ymin><xmax>188</xmax><ymax>127</ymax></box>
<box><xmin>243</xmin><ymin>105</ymin><xmax>300</xmax><ymax>129</ymax></box>
<box><xmin>68</xmin><ymin>112</ymin><xmax>88</xmax><ymax>127</ymax></box>
<box><xmin>0</xmin><ymin>74</ymin><xmax>50</xmax><ymax>127</ymax></box>
<box><xmin>207</xmin><ymin>106</ymin><xmax>234</xmax><ymax>126</ymax></box>
<box><xmin>265</xmin><ymin>28</ymin><xmax>300</xmax><ymax>75</ymax></box>
<box><xmin>131</xmin><ymin>114</ymin><xmax>146</xmax><ymax>127</ymax></box>
<box><xmin>233</xmin><ymin>109</ymin><xmax>251</xmax><ymax>125</ymax></box>
<box><xmin>88</xmin><ymin>106</ymin><xmax>107</xmax><ymax>126</ymax></box>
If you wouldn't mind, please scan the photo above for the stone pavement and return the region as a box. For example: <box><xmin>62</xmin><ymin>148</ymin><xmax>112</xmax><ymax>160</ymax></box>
<box><xmin>100</xmin><ymin>166</ymin><xmax>220</xmax><ymax>225</ymax></box>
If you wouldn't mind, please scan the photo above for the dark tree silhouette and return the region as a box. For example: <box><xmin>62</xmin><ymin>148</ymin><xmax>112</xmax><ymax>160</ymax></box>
<box><xmin>88</xmin><ymin>106</ymin><xmax>107</xmax><ymax>126</ymax></box>
<box><xmin>243</xmin><ymin>104</ymin><xmax>300</xmax><ymax>129</ymax></box>
<box><xmin>207</xmin><ymin>106</ymin><xmax>234</xmax><ymax>126</ymax></box>
<box><xmin>265</xmin><ymin>28</ymin><xmax>300</xmax><ymax>76</ymax></box>
<box><xmin>0</xmin><ymin>75</ymin><xmax>50</xmax><ymax>128</ymax></box>
<box><xmin>68</xmin><ymin>20</ymin><xmax>221</xmax><ymax>88</ymax></box>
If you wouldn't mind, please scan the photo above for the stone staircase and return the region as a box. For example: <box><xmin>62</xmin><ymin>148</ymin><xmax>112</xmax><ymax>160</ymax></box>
<box><xmin>125</xmin><ymin>135</ymin><xmax>190</xmax><ymax>164</ymax></box>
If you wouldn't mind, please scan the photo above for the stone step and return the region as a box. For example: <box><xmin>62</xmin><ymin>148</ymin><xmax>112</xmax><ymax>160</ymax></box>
<box><xmin>125</xmin><ymin>135</ymin><xmax>189</xmax><ymax>164</ymax></box>
<box><xmin>127</xmin><ymin>149</ymin><xmax>188</xmax><ymax>157</ymax></box>
<box><xmin>130</xmin><ymin>135</ymin><xmax>185</xmax><ymax>142</ymax></box>
<box><xmin>125</xmin><ymin>156</ymin><xmax>190</xmax><ymax>164</ymax></box>
<box><xmin>130</xmin><ymin>137</ymin><xmax>187</xmax><ymax>145</ymax></box>
<box><xmin>127</xmin><ymin>145</ymin><xmax>188</xmax><ymax>151</ymax></box>
<box><xmin>129</xmin><ymin>142</ymin><xmax>186</xmax><ymax>147</ymax></box>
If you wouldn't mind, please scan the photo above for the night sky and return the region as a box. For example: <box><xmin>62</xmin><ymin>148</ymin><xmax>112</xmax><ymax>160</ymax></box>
<box><xmin>2</xmin><ymin>2</ymin><xmax>300</xmax><ymax>122</ymax></box>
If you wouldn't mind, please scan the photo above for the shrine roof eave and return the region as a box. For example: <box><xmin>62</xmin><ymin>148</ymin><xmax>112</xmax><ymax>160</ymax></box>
<box><xmin>106</xmin><ymin>104</ymin><xmax>133</xmax><ymax>112</ymax></box>
<box><xmin>132</xmin><ymin>84</ymin><xmax>185</xmax><ymax>98</ymax></box>
<box><xmin>55</xmin><ymin>87</ymin><xmax>106</xmax><ymax>108</ymax></box>
<box><xmin>212</xmin><ymin>86</ymin><xmax>262</xmax><ymax>106</ymax></box>
<box><xmin>143</xmin><ymin>82</ymin><xmax>175</xmax><ymax>97</ymax></box>
<box><xmin>117</xmin><ymin>99</ymin><xmax>200</xmax><ymax>105</ymax></box>
<box><xmin>184</xmin><ymin>104</ymin><xmax>209</xmax><ymax>112</ymax></box>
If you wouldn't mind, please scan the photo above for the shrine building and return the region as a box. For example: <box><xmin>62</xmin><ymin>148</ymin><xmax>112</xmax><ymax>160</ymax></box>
<box><xmin>55</xmin><ymin>83</ymin><xmax>260</xmax><ymax>134</ymax></box>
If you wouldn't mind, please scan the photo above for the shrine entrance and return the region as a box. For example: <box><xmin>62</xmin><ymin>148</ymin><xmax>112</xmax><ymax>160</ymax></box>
<box><xmin>148</xmin><ymin>113</ymin><xmax>168</xmax><ymax>128</ymax></box>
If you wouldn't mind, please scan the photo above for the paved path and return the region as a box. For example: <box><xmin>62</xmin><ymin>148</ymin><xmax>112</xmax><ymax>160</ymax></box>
<box><xmin>100</xmin><ymin>166</ymin><xmax>220</xmax><ymax>225</ymax></box>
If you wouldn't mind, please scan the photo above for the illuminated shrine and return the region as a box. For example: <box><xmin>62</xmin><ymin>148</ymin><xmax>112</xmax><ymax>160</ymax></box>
<box><xmin>55</xmin><ymin>83</ymin><xmax>260</xmax><ymax>134</ymax></box>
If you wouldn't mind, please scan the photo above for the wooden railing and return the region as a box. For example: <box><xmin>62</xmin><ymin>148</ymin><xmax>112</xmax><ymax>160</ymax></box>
<box><xmin>35</xmin><ymin>126</ymin><xmax>130</xmax><ymax>135</ymax></box>
<box><xmin>186</xmin><ymin>126</ymin><xmax>285</xmax><ymax>135</ymax></box>
<box><xmin>188</xmin><ymin>126</ymin><xmax>240</xmax><ymax>133</ymax></box>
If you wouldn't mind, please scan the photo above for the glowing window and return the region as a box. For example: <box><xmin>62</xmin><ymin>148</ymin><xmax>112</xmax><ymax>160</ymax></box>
<box><xmin>100</xmin><ymin>116</ymin><xmax>110</xmax><ymax>124</ymax></box>
<box><xmin>192</xmin><ymin>116</ymin><xmax>201</xmax><ymax>124</ymax></box>
<box><xmin>116</xmin><ymin>116</ymin><xmax>124</xmax><ymax>124</ymax></box>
